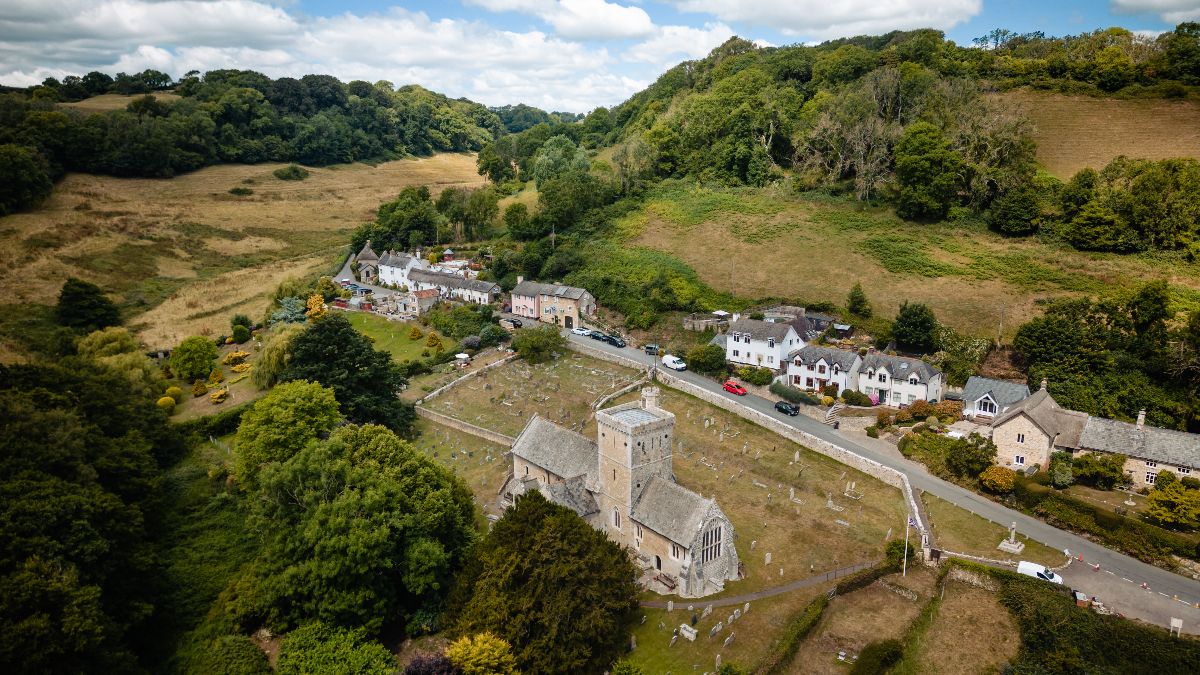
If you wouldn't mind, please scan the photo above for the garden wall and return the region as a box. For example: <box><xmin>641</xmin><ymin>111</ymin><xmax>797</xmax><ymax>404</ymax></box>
<box><xmin>416</xmin><ymin>353</ymin><xmax>520</xmax><ymax>404</ymax></box>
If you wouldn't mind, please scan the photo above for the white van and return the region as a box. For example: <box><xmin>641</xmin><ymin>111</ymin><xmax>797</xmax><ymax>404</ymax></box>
<box><xmin>662</xmin><ymin>354</ymin><xmax>687</xmax><ymax>371</ymax></box>
<box><xmin>1017</xmin><ymin>561</ymin><xmax>1063</xmax><ymax>584</ymax></box>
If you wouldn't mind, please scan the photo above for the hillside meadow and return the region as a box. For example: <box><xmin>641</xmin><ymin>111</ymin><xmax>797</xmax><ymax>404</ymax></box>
<box><xmin>622</xmin><ymin>181</ymin><xmax>1200</xmax><ymax>339</ymax></box>
<box><xmin>0</xmin><ymin>153</ymin><xmax>485</xmax><ymax>352</ymax></box>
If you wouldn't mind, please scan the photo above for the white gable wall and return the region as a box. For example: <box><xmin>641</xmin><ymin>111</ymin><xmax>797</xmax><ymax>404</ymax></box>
<box><xmin>726</xmin><ymin>327</ymin><xmax>802</xmax><ymax>370</ymax></box>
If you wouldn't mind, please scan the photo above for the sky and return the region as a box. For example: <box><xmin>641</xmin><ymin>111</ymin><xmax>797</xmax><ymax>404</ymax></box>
<box><xmin>0</xmin><ymin>1</ymin><xmax>1196</xmax><ymax>112</ymax></box>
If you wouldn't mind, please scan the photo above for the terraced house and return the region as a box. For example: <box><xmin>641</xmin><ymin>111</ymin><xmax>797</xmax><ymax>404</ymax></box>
<box><xmin>786</xmin><ymin>345</ymin><xmax>862</xmax><ymax>395</ymax></box>
<box><xmin>509</xmin><ymin>278</ymin><xmax>596</xmax><ymax>329</ymax></box>
<box><xmin>857</xmin><ymin>353</ymin><xmax>944</xmax><ymax>406</ymax></box>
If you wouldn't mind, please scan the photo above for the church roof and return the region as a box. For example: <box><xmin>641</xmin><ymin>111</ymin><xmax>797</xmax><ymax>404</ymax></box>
<box><xmin>632</xmin><ymin>476</ymin><xmax>712</xmax><ymax>545</ymax></box>
<box><xmin>511</xmin><ymin>415</ymin><xmax>597</xmax><ymax>482</ymax></box>
<box><xmin>541</xmin><ymin>475</ymin><xmax>599</xmax><ymax>517</ymax></box>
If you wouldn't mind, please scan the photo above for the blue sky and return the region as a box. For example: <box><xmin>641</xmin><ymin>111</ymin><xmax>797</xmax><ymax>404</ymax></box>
<box><xmin>0</xmin><ymin>1</ymin><xmax>1195</xmax><ymax>111</ymax></box>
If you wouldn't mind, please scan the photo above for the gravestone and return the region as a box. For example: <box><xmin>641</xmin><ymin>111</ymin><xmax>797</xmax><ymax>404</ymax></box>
<box><xmin>998</xmin><ymin>521</ymin><xmax>1025</xmax><ymax>554</ymax></box>
<box><xmin>727</xmin><ymin>613</ymin><xmax>734</xmax><ymax>625</ymax></box>
<box><xmin>715</xmin><ymin>654</ymin><xmax>722</xmax><ymax>670</ymax></box>
<box><xmin>630</xmin><ymin>636</ymin><xmax>636</xmax><ymax>651</ymax></box>
<box><xmin>679</xmin><ymin>624</ymin><xmax>697</xmax><ymax>641</ymax></box>
<box><xmin>670</xmin><ymin>635</ymin><xmax>679</xmax><ymax>648</ymax></box>
<box><xmin>734</xmin><ymin>609</ymin><xmax>741</xmax><ymax>620</ymax></box>
<box><xmin>723</xmin><ymin>633</ymin><xmax>735</xmax><ymax>649</ymax></box>
<box><xmin>765</xmin><ymin>552</ymin><xmax>771</xmax><ymax>565</ymax></box>
<box><xmin>751</xmin><ymin>540</ymin><xmax>756</xmax><ymax>550</ymax></box>
<box><xmin>744</xmin><ymin>602</ymin><xmax>750</xmax><ymax>614</ymax></box>
<box><xmin>667</xmin><ymin>600</ymin><xmax>674</xmax><ymax>612</ymax></box>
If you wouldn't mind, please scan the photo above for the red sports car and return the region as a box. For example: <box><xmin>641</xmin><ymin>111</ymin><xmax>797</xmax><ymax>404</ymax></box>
<box><xmin>722</xmin><ymin>380</ymin><xmax>747</xmax><ymax>396</ymax></box>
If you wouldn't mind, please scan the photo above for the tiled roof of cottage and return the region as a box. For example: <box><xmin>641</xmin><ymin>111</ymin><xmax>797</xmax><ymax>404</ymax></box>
<box><xmin>413</xmin><ymin>289</ymin><xmax>439</xmax><ymax>299</ymax></box>
<box><xmin>992</xmin><ymin>388</ymin><xmax>1087</xmax><ymax>448</ymax></box>
<box><xmin>962</xmin><ymin>376</ymin><xmax>1030</xmax><ymax>409</ymax></box>
<box><xmin>356</xmin><ymin>240</ymin><xmax>378</xmax><ymax>262</ymax></box>
<box><xmin>1079</xmin><ymin>418</ymin><xmax>1200</xmax><ymax>470</ymax></box>
<box><xmin>511</xmin><ymin>415</ymin><xmax>597</xmax><ymax>482</ymax></box>
<box><xmin>788</xmin><ymin>345</ymin><xmax>860</xmax><ymax>370</ymax></box>
<box><xmin>861</xmin><ymin>353</ymin><xmax>940</xmax><ymax>383</ymax></box>
<box><xmin>728</xmin><ymin>318</ymin><xmax>795</xmax><ymax>342</ymax></box>
<box><xmin>409</xmin><ymin>269</ymin><xmax>500</xmax><ymax>294</ymax></box>
<box><xmin>631</xmin><ymin>476</ymin><xmax>711</xmax><ymax>545</ymax></box>
<box><xmin>511</xmin><ymin>280</ymin><xmax>591</xmax><ymax>300</ymax></box>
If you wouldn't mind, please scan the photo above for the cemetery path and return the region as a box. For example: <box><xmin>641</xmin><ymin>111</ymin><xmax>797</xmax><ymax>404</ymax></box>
<box><xmin>566</xmin><ymin>332</ymin><xmax>1200</xmax><ymax>631</ymax></box>
<box><xmin>639</xmin><ymin>560</ymin><xmax>876</xmax><ymax>608</ymax></box>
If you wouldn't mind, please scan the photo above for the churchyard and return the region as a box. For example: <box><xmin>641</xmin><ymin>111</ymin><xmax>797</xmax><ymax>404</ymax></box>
<box><xmin>921</xmin><ymin>494</ymin><xmax>1065</xmax><ymax>567</ymax></box>
<box><xmin>411</xmin><ymin>419</ymin><xmax>511</xmax><ymax>527</ymax></box>
<box><xmin>422</xmin><ymin>353</ymin><xmax>643</xmax><ymax>437</ymax></box>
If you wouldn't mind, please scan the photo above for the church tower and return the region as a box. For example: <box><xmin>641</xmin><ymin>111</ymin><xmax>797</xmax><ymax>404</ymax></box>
<box><xmin>595</xmin><ymin>387</ymin><xmax>675</xmax><ymax>538</ymax></box>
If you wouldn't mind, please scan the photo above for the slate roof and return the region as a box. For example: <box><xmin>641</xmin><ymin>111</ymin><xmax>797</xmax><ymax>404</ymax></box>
<box><xmin>788</xmin><ymin>345</ymin><xmax>860</xmax><ymax>370</ymax></box>
<box><xmin>709</xmin><ymin>334</ymin><xmax>727</xmax><ymax>349</ymax></box>
<box><xmin>962</xmin><ymin>376</ymin><xmax>1030</xmax><ymax>409</ymax></box>
<box><xmin>409</xmin><ymin>269</ymin><xmax>500</xmax><ymax>294</ymax></box>
<box><xmin>356</xmin><ymin>241</ymin><xmax>378</xmax><ymax>262</ymax></box>
<box><xmin>540</xmin><ymin>475</ymin><xmax>599</xmax><ymax>517</ymax></box>
<box><xmin>510</xmin><ymin>280</ymin><xmax>591</xmax><ymax>301</ymax></box>
<box><xmin>379</xmin><ymin>251</ymin><xmax>415</xmax><ymax>268</ymax></box>
<box><xmin>511</xmin><ymin>415</ymin><xmax>597</xmax><ymax>482</ymax></box>
<box><xmin>728</xmin><ymin>318</ymin><xmax>795</xmax><ymax>342</ymax></box>
<box><xmin>1078</xmin><ymin>418</ymin><xmax>1200</xmax><ymax>470</ymax></box>
<box><xmin>861</xmin><ymin>353</ymin><xmax>941</xmax><ymax>383</ymax></box>
<box><xmin>991</xmin><ymin>388</ymin><xmax>1087</xmax><ymax>448</ymax></box>
<box><xmin>632</xmin><ymin>476</ymin><xmax>712</xmax><ymax>545</ymax></box>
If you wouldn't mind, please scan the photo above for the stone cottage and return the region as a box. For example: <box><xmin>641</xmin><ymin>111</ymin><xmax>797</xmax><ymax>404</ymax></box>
<box><xmin>502</xmin><ymin>387</ymin><xmax>740</xmax><ymax>598</ymax></box>
<box><xmin>353</xmin><ymin>240</ymin><xmax>380</xmax><ymax>281</ymax></box>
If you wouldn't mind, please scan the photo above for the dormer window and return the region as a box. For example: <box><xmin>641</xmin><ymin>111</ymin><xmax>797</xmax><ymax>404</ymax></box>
<box><xmin>878</xmin><ymin>373</ymin><xmax>887</xmax><ymax>383</ymax></box>
<box><xmin>767</xmin><ymin>338</ymin><xmax>775</xmax><ymax>348</ymax></box>
<box><xmin>909</xmin><ymin>377</ymin><xmax>918</xmax><ymax>385</ymax></box>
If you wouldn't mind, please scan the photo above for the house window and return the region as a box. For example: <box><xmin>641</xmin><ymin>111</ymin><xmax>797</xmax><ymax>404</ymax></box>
<box><xmin>878</xmin><ymin>373</ymin><xmax>887</xmax><ymax>383</ymax></box>
<box><xmin>613</xmin><ymin>509</ymin><xmax>621</xmax><ymax>528</ymax></box>
<box><xmin>792</xmin><ymin>375</ymin><xmax>802</xmax><ymax>385</ymax></box>
<box><xmin>612</xmin><ymin>469</ymin><xmax>616</xmax><ymax>480</ymax></box>
<box><xmin>1179</xmin><ymin>467</ymin><xmax>1191</xmax><ymax>475</ymax></box>
<box><xmin>892</xmin><ymin>392</ymin><xmax>901</xmax><ymax>403</ymax></box>
<box><xmin>818</xmin><ymin>365</ymin><xmax>826</xmax><ymax>374</ymax></box>
<box><xmin>978</xmin><ymin>399</ymin><xmax>997</xmax><ymax>415</ymax></box>
<box><xmin>768</xmin><ymin>338</ymin><xmax>775</xmax><ymax>348</ymax></box>
<box><xmin>671</xmin><ymin>544</ymin><xmax>681</xmax><ymax>559</ymax></box>
<box><xmin>833</xmin><ymin>365</ymin><xmax>840</xmax><ymax>375</ymax></box>
<box><xmin>1017</xmin><ymin>433</ymin><xmax>1025</xmax><ymax>444</ymax></box>
<box><xmin>636</xmin><ymin>524</ymin><xmax>643</xmax><ymax>539</ymax></box>
<box><xmin>767</xmin><ymin>356</ymin><xmax>774</xmax><ymax>364</ymax></box>
<box><xmin>700</xmin><ymin>525</ymin><xmax>723</xmax><ymax>564</ymax></box>
<box><xmin>524</xmin><ymin>465</ymin><xmax>529</xmax><ymax>476</ymax></box>
<box><xmin>805</xmin><ymin>378</ymin><xmax>814</xmax><ymax>388</ymax></box>
<box><xmin>732</xmin><ymin>350</ymin><xmax>739</xmax><ymax>357</ymax></box>
<box><xmin>909</xmin><ymin>377</ymin><xmax>918</xmax><ymax>385</ymax></box>
<box><xmin>1014</xmin><ymin>455</ymin><xmax>1025</xmax><ymax>466</ymax></box>
<box><xmin>1146</xmin><ymin>472</ymin><xmax>1156</xmax><ymax>485</ymax></box>
<box><xmin>1145</xmin><ymin>460</ymin><xmax>1157</xmax><ymax>468</ymax></box>
<box><xmin>907</xmin><ymin>394</ymin><xmax>916</xmax><ymax>404</ymax></box>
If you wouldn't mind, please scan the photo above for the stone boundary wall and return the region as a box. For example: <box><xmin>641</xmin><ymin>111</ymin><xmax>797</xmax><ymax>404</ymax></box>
<box><xmin>416</xmin><ymin>353</ymin><xmax>520</xmax><ymax>405</ymax></box>
<box><xmin>566</xmin><ymin>339</ymin><xmax>649</xmax><ymax>371</ymax></box>
<box><xmin>591</xmin><ymin>376</ymin><xmax>651</xmax><ymax>415</ymax></box>
<box><xmin>945</xmin><ymin>564</ymin><xmax>1001</xmax><ymax>591</ymax></box>
<box><xmin>414</xmin><ymin>406</ymin><xmax>516</xmax><ymax>447</ymax></box>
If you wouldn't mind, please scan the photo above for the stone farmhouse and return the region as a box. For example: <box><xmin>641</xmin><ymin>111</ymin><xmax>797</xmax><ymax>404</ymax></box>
<box><xmin>725</xmin><ymin>318</ymin><xmax>803</xmax><ymax>371</ymax></box>
<box><xmin>961</xmin><ymin>376</ymin><xmax>1030</xmax><ymax>422</ymax></box>
<box><xmin>510</xmin><ymin>278</ymin><xmax>596</xmax><ymax>329</ymax></box>
<box><xmin>786</xmin><ymin>345</ymin><xmax>862</xmax><ymax>394</ymax></box>
<box><xmin>991</xmin><ymin>381</ymin><xmax>1200</xmax><ymax>489</ymax></box>
<box><xmin>858</xmin><ymin>353</ymin><xmax>944</xmax><ymax>407</ymax></box>
<box><xmin>502</xmin><ymin>388</ymin><xmax>740</xmax><ymax>598</ymax></box>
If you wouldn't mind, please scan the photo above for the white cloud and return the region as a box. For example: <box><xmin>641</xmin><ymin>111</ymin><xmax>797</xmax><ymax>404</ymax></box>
<box><xmin>666</xmin><ymin>0</ymin><xmax>982</xmax><ymax>39</ymax></box>
<box><xmin>0</xmin><ymin>1</ymin><xmax>649</xmax><ymax>111</ymax></box>
<box><xmin>625</xmin><ymin>23</ymin><xmax>735</xmax><ymax>67</ymax></box>
<box><xmin>1111</xmin><ymin>1</ymin><xmax>1200</xmax><ymax>23</ymax></box>
<box><xmin>465</xmin><ymin>0</ymin><xmax>657</xmax><ymax>40</ymax></box>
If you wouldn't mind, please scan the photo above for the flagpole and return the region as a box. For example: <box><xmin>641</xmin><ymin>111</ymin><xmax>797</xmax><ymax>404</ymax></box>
<box><xmin>903</xmin><ymin>515</ymin><xmax>910</xmax><ymax>577</ymax></box>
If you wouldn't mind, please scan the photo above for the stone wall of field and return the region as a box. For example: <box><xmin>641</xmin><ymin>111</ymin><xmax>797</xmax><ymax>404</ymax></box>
<box><xmin>414</xmin><ymin>406</ymin><xmax>517</xmax><ymax>447</ymax></box>
<box><xmin>417</xmin><ymin>353</ymin><xmax>520</xmax><ymax>404</ymax></box>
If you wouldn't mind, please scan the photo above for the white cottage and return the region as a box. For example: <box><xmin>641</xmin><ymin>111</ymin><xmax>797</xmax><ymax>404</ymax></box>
<box><xmin>725</xmin><ymin>318</ymin><xmax>803</xmax><ymax>371</ymax></box>
<box><xmin>857</xmin><ymin>353</ymin><xmax>943</xmax><ymax>407</ymax></box>
<box><xmin>786</xmin><ymin>345</ymin><xmax>862</xmax><ymax>395</ymax></box>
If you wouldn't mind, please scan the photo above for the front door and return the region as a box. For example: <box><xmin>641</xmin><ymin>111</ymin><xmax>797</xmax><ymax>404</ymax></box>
<box><xmin>565</xmin><ymin>315</ymin><xmax>573</xmax><ymax>329</ymax></box>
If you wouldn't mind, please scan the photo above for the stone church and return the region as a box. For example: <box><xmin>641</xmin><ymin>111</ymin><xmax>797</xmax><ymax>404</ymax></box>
<box><xmin>503</xmin><ymin>387</ymin><xmax>740</xmax><ymax>598</ymax></box>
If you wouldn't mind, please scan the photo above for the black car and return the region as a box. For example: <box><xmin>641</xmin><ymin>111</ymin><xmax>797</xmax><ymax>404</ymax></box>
<box><xmin>588</xmin><ymin>330</ymin><xmax>607</xmax><ymax>340</ymax></box>
<box><xmin>604</xmin><ymin>335</ymin><xmax>627</xmax><ymax>348</ymax></box>
<box><xmin>508</xmin><ymin>318</ymin><xmax>523</xmax><ymax>328</ymax></box>
<box><xmin>774</xmin><ymin>400</ymin><xmax>799</xmax><ymax>416</ymax></box>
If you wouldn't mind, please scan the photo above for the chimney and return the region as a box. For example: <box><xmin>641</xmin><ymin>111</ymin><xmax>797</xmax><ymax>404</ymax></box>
<box><xmin>1137</xmin><ymin>409</ymin><xmax>1146</xmax><ymax>429</ymax></box>
<box><xmin>1039</xmin><ymin>378</ymin><xmax>1048</xmax><ymax>391</ymax></box>
<box><xmin>516</xmin><ymin>275</ymin><xmax>524</xmax><ymax>285</ymax></box>
<box><xmin>641</xmin><ymin>386</ymin><xmax>661</xmax><ymax>411</ymax></box>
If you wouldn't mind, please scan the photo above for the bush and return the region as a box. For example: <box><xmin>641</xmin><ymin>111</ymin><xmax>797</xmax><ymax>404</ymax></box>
<box><xmin>192</xmin><ymin>379</ymin><xmax>209</xmax><ymax>397</ymax></box>
<box><xmin>199</xmin><ymin>634</ymin><xmax>271</xmax><ymax>675</ymax></box>
<box><xmin>408</xmin><ymin>326</ymin><xmax>424</xmax><ymax>340</ymax></box>
<box><xmin>479</xmin><ymin>324</ymin><xmax>510</xmax><ymax>347</ymax></box>
<box><xmin>820</xmin><ymin>395</ymin><xmax>835</xmax><ymax>407</ymax></box>
<box><xmin>228</xmin><ymin>187</ymin><xmax>253</xmax><ymax>196</ymax></box>
<box><xmin>210</xmin><ymin>389</ymin><xmax>229</xmax><ymax>404</ymax></box>
<box><xmin>223</xmin><ymin>350</ymin><xmax>251</xmax><ymax>366</ymax></box>
<box><xmin>884</xmin><ymin>539</ymin><xmax>914</xmax><ymax>568</ymax></box>
<box><xmin>685</xmin><ymin>344</ymin><xmax>727</xmax><ymax>376</ymax></box>
<box><xmin>759</xmin><ymin>595</ymin><xmax>829</xmax><ymax>674</ymax></box>
<box><xmin>908</xmin><ymin>399</ymin><xmax>932</xmax><ymax>418</ymax></box>
<box><xmin>209</xmin><ymin>367</ymin><xmax>225</xmax><ymax>385</ymax></box>
<box><xmin>841</xmin><ymin>389</ymin><xmax>872</xmax><ymax>406</ymax></box>
<box><xmin>232</xmin><ymin>325</ymin><xmax>251</xmax><ymax>344</ymax></box>
<box><xmin>273</xmin><ymin>164</ymin><xmax>311</xmax><ymax>181</ymax></box>
<box><xmin>769</xmin><ymin>381</ymin><xmax>822</xmax><ymax>405</ymax></box>
<box><xmin>156</xmin><ymin>396</ymin><xmax>176</xmax><ymax>413</ymax></box>
<box><xmin>894</xmin><ymin>408</ymin><xmax>913</xmax><ymax>423</ymax></box>
<box><xmin>850</xmin><ymin>640</ymin><xmax>902</xmax><ymax>675</ymax></box>
<box><xmin>875</xmin><ymin>409</ymin><xmax>892</xmax><ymax>427</ymax></box>
<box><xmin>866</xmin><ymin>426</ymin><xmax>879</xmax><ymax>438</ymax></box>
<box><xmin>231</xmin><ymin>314</ymin><xmax>253</xmax><ymax>330</ymax></box>
<box><xmin>461</xmin><ymin>335</ymin><xmax>481</xmax><ymax>351</ymax></box>
<box><xmin>277</xmin><ymin>622</ymin><xmax>394</xmax><ymax>675</ymax></box>
<box><xmin>737</xmin><ymin>366</ymin><xmax>774</xmax><ymax>386</ymax></box>
<box><xmin>171</xmin><ymin>335</ymin><xmax>219</xmax><ymax>381</ymax></box>
<box><xmin>165</xmin><ymin>385</ymin><xmax>183</xmax><ymax>400</ymax></box>
<box><xmin>980</xmin><ymin>466</ymin><xmax>1016</xmax><ymax>493</ymax></box>
<box><xmin>1049</xmin><ymin>451</ymin><xmax>1074</xmax><ymax>489</ymax></box>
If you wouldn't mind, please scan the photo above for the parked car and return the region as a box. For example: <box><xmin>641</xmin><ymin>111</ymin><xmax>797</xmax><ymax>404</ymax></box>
<box><xmin>571</xmin><ymin>326</ymin><xmax>590</xmax><ymax>336</ymax></box>
<box><xmin>338</xmin><ymin>279</ymin><xmax>352</xmax><ymax>287</ymax></box>
<box><xmin>588</xmin><ymin>330</ymin><xmax>606</xmax><ymax>340</ymax></box>
<box><xmin>644</xmin><ymin>343</ymin><xmax>661</xmax><ymax>355</ymax></box>
<box><xmin>723</xmin><ymin>380</ymin><xmax>747</xmax><ymax>396</ymax></box>
<box><xmin>604</xmin><ymin>335</ymin><xmax>627</xmax><ymax>348</ymax></box>
<box><xmin>775</xmin><ymin>401</ymin><xmax>799</xmax><ymax>416</ymax></box>
<box><xmin>1016</xmin><ymin>561</ymin><xmax>1063</xmax><ymax>585</ymax></box>
<box><xmin>508</xmin><ymin>318</ymin><xmax>523</xmax><ymax>328</ymax></box>
<box><xmin>662</xmin><ymin>354</ymin><xmax>687</xmax><ymax>371</ymax></box>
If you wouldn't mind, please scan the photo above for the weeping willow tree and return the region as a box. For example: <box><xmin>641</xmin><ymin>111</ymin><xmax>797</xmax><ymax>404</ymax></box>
<box><xmin>253</xmin><ymin>323</ymin><xmax>305</xmax><ymax>389</ymax></box>
<box><xmin>76</xmin><ymin>327</ymin><xmax>164</xmax><ymax>398</ymax></box>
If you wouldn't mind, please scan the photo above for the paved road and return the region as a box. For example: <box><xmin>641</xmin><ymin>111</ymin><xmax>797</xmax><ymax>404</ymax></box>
<box><xmin>566</xmin><ymin>331</ymin><xmax>1200</xmax><ymax>631</ymax></box>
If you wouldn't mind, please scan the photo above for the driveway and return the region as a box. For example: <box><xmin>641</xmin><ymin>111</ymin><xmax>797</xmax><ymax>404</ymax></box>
<box><xmin>564</xmin><ymin>331</ymin><xmax>1200</xmax><ymax>632</ymax></box>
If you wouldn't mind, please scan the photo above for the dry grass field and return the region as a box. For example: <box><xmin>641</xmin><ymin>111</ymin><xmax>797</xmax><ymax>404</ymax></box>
<box><xmin>59</xmin><ymin>92</ymin><xmax>183</xmax><ymax>113</ymax></box>
<box><xmin>0</xmin><ymin>154</ymin><xmax>484</xmax><ymax>349</ymax></box>
<box><xmin>626</xmin><ymin>182</ymin><xmax>1200</xmax><ymax>338</ymax></box>
<box><xmin>994</xmin><ymin>90</ymin><xmax>1200</xmax><ymax>178</ymax></box>
<box><xmin>910</xmin><ymin>580</ymin><xmax>1020</xmax><ymax>674</ymax></box>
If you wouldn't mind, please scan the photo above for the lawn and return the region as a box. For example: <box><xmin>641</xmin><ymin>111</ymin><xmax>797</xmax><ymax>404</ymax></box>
<box><xmin>168</xmin><ymin>336</ymin><xmax>272</xmax><ymax>422</ymax></box>
<box><xmin>922</xmin><ymin>493</ymin><xmax>1066</xmax><ymax>567</ymax></box>
<box><xmin>343</xmin><ymin>311</ymin><xmax>455</xmax><ymax>363</ymax></box>
<box><xmin>424</xmin><ymin>352</ymin><xmax>643</xmax><ymax>437</ymax></box>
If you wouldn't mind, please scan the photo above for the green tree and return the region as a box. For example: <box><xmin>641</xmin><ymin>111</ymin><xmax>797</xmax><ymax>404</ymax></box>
<box><xmin>197</xmin><ymin>635</ymin><xmax>271</xmax><ymax>675</ymax></box>
<box><xmin>76</xmin><ymin>326</ymin><xmax>139</xmax><ymax>359</ymax></box>
<box><xmin>77</xmin><ymin>328</ymin><xmax>162</xmax><ymax>398</ymax></box>
<box><xmin>276</xmin><ymin>622</ymin><xmax>395</xmax><ymax>675</ymax></box>
<box><xmin>1071</xmin><ymin>453</ymin><xmax>1127</xmax><ymax>490</ymax></box>
<box><xmin>685</xmin><ymin>344</ymin><xmax>728</xmax><ymax>376</ymax></box>
<box><xmin>531</xmin><ymin>135</ymin><xmax>590</xmax><ymax>186</ymax></box>
<box><xmin>812</xmin><ymin>45</ymin><xmax>878</xmax><ymax>84</ymax></box>
<box><xmin>1092</xmin><ymin>46</ymin><xmax>1135</xmax><ymax>91</ymax></box>
<box><xmin>254</xmin><ymin>425</ymin><xmax>476</xmax><ymax>633</ymax></box>
<box><xmin>1144</xmin><ymin>481</ymin><xmax>1200</xmax><ymax>529</ymax></box>
<box><xmin>503</xmin><ymin>202</ymin><xmax>542</xmax><ymax>240</ymax></box>
<box><xmin>512</xmin><ymin>325</ymin><xmax>567</xmax><ymax>364</ymax></box>
<box><xmin>892</xmin><ymin>302</ymin><xmax>938</xmax><ymax>354</ymax></box>
<box><xmin>253</xmin><ymin>323</ymin><xmax>304</xmax><ymax>389</ymax></box>
<box><xmin>453</xmin><ymin>491</ymin><xmax>638</xmax><ymax>675</ymax></box>
<box><xmin>894</xmin><ymin>122</ymin><xmax>962</xmax><ymax>221</ymax></box>
<box><xmin>56</xmin><ymin>278</ymin><xmax>121</xmax><ymax>332</ymax></box>
<box><xmin>281</xmin><ymin>314</ymin><xmax>415</xmax><ymax>432</ymax></box>
<box><xmin>232</xmin><ymin>324</ymin><xmax>251</xmax><ymax>344</ymax></box>
<box><xmin>170</xmin><ymin>335</ymin><xmax>219</xmax><ymax>381</ymax></box>
<box><xmin>847</xmin><ymin>282</ymin><xmax>871</xmax><ymax>317</ymax></box>
<box><xmin>445</xmin><ymin>633</ymin><xmax>518</xmax><ymax>675</ymax></box>
<box><xmin>945</xmin><ymin>433</ymin><xmax>997</xmax><ymax>479</ymax></box>
<box><xmin>231</xmin><ymin>313</ymin><xmax>253</xmax><ymax>330</ymax></box>
<box><xmin>988</xmin><ymin>185</ymin><xmax>1041</xmax><ymax>236</ymax></box>
<box><xmin>234</xmin><ymin>380</ymin><xmax>341</xmax><ymax>487</ymax></box>
<box><xmin>1048</xmin><ymin>451</ymin><xmax>1075</xmax><ymax>488</ymax></box>
<box><xmin>0</xmin><ymin>144</ymin><xmax>53</xmax><ymax>215</ymax></box>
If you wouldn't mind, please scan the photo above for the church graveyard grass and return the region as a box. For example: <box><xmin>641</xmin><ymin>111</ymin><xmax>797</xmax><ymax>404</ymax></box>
<box><xmin>411</xmin><ymin>419</ymin><xmax>511</xmax><ymax>529</ymax></box>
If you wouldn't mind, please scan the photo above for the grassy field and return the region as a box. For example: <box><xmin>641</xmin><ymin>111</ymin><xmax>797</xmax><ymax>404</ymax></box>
<box><xmin>625</xmin><ymin>181</ymin><xmax>1200</xmax><ymax>338</ymax></box>
<box><xmin>0</xmin><ymin>153</ymin><xmax>485</xmax><ymax>352</ymax></box>
<box><xmin>60</xmin><ymin>92</ymin><xmax>183</xmax><ymax>113</ymax></box>
<box><xmin>993</xmin><ymin>90</ymin><xmax>1200</xmax><ymax>179</ymax></box>
<box><xmin>922</xmin><ymin>493</ymin><xmax>1066</xmax><ymax>567</ymax></box>
<box><xmin>342</xmin><ymin>311</ymin><xmax>455</xmax><ymax>363</ymax></box>
<box><xmin>168</xmin><ymin>338</ymin><xmax>269</xmax><ymax>421</ymax></box>
<box><xmin>907</xmin><ymin>580</ymin><xmax>1020</xmax><ymax>674</ymax></box>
